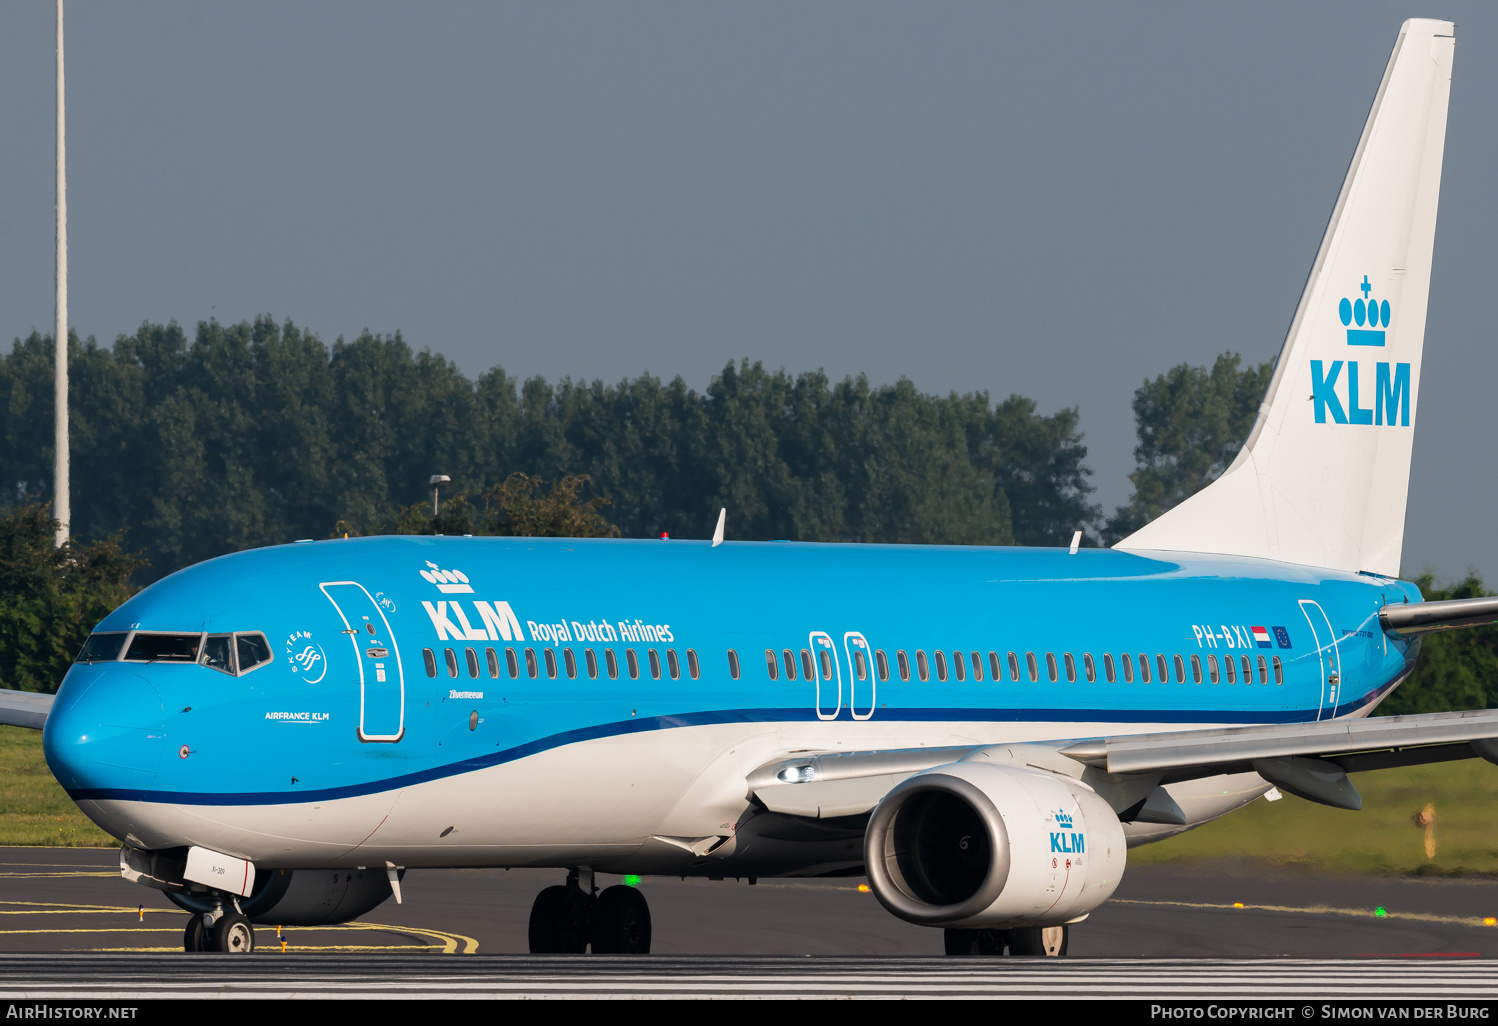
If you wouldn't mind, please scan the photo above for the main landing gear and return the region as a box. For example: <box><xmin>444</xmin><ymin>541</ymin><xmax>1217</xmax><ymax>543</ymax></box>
<box><xmin>183</xmin><ymin>903</ymin><xmax>255</xmax><ymax>953</ymax></box>
<box><xmin>944</xmin><ymin>925</ymin><xmax>1068</xmax><ymax>957</ymax></box>
<box><xmin>527</xmin><ymin>867</ymin><xmax>652</xmax><ymax>954</ymax></box>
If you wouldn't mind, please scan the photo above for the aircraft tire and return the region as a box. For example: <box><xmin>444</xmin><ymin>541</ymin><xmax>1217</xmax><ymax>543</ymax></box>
<box><xmin>183</xmin><ymin>915</ymin><xmax>208</xmax><ymax>953</ymax></box>
<box><xmin>208</xmin><ymin>912</ymin><xmax>255</xmax><ymax>954</ymax></box>
<box><xmin>943</xmin><ymin>928</ymin><xmax>1008</xmax><ymax>956</ymax></box>
<box><xmin>1007</xmin><ymin>925</ymin><xmax>1068</xmax><ymax>957</ymax></box>
<box><xmin>590</xmin><ymin>884</ymin><xmax>651</xmax><ymax>954</ymax></box>
<box><xmin>528</xmin><ymin>884</ymin><xmax>592</xmax><ymax>954</ymax></box>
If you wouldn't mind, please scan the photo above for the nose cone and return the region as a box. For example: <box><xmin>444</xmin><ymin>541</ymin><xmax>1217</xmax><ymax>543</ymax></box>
<box><xmin>44</xmin><ymin>667</ymin><xmax>166</xmax><ymax>795</ymax></box>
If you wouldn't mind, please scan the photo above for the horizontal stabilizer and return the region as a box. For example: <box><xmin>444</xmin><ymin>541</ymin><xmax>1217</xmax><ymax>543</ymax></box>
<box><xmin>0</xmin><ymin>689</ymin><xmax>52</xmax><ymax>730</ymax></box>
<box><xmin>1380</xmin><ymin>596</ymin><xmax>1498</xmax><ymax>636</ymax></box>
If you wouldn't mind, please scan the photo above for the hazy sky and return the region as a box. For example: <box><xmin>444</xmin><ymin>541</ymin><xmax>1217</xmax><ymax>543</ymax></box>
<box><xmin>1</xmin><ymin>2</ymin><xmax>1494</xmax><ymax>581</ymax></box>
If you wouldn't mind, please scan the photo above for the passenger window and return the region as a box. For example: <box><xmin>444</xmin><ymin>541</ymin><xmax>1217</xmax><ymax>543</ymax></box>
<box><xmin>466</xmin><ymin>648</ymin><xmax>480</xmax><ymax>678</ymax></box>
<box><xmin>1138</xmin><ymin>654</ymin><xmax>1150</xmax><ymax>683</ymax></box>
<box><xmin>970</xmin><ymin>652</ymin><xmax>982</xmax><ymax>682</ymax></box>
<box><xmin>853</xmin><ymin>650</ymin><xmax>867</xmax><ymax>681</ymax></box>
<box><xmin>1206</xmin><ymin>654</ymin><xmax>1218</xmax><ymax>684</ymax></box>
<box><xmin>876</xmin><ymin>651</ymin><xmax>890</xmax><ymax>682</ymax></box>
<box><xmin>1102</xmin><ymin>653</ymin><xmax>1114</xmax><ymax>683</ymax></box>
<box><xmin>1224</xmin><ymin>654</ymin><xmax>1236</xmax><ymax>683</ymax></box>
<box><xmin>445</xmin><ymin>648</ymin><xmax>460</xmax><ymax>678</ymax></box>
<box><xmin>1084</xmin><ymin>653</ymin><xmax>1096</xmax><ymax>683</ymax></box>
<box><xmin>765</xmin><ymin>650</ymin><xmax>779</xmax><ymax>680</ymax></box>
<box><xmin>1119</xmin><ymin>653</ymin><xmax>1131</xmax><ymax>683</ymax></box>
<box><xmin>1064</xmin><ymin>653</ymin><xmax>1076</xmax><ymax>683</ymax></box>
<box><xmin>897</xmin><ymin>650</ymin><xmax>910</xmax><ymax>681</ymax></box>
<box><xmin>1190</xmin><ymin>654</ymin><xmax>1202</xmax><ymax>684</ymax></box>
<box><xmin>1008</xmin><ymin>652</ymin><xmax>1021</xmax><ymax>681</ymax></box>
<box><xmin>934</xmin><ymin>650</ymin><xmax>948</xmax><ymax>682</ymax></box>
<box><xmin>989</xmin><ymin>652</ymin><xmax>1002</xmax><ymax>681</ymax></box>
<box><xmin>626</xmin><ymin>649</ymin><xmax>640</xmax><ymax>679</ymax></box>
<box><xmin>544</xmin><ymin>649</ymin><xmax>558</xmax><ymax>679</ymax></box>
<box><xmin>422</xmin><ymin>648</ymin><xmax>437</xmax><ymax>678</ymax></box>
<box><xmin>606</xmin><ymin>649</ymin><xmax>619</xmax><ymax>679</ymax></box>
<box><xmin>1045</xmin><ymin>653</ymin><xmax>1058</xmax><ymax>682</ymax></box>
<box><xmin>819</xmin><ymin>650</ymin><xmax>833</xmax><ymax>681</ymax></box>
<box><xmin>586</xmin><ymin>649</ymin><xmax>599</xmax><ymax>679</ymax></box>
<box><xmin>76</xmin><ymin>632</ymin><xmax>128</xmax><ymax>664</ymax></box>
<box><xmin>202</xmin><ymin>635</ymin><xmax>234</xmax><ymax>674</ymax></box>
<box><xmin>1172</xmin><ymin>655</ymin><xmax>1185</xmax><ymax>683</ymax></box>
<box><xmin>236</xmin><ymin>633</ymin><xmax>272</xmax><ymax>672</ymax></box>
<box><xmin>525</xmin><ymin>648</ymin><xmax>539</xmax><ymax>678</ymax></box>
<box><xmin>687</xmin><ymin>649</ymin><xmax>700</xmax><ymax>679</ymax></box>
<box><xmin>1242</xmin><ymin>655</ymin><xmax>1252</xmax><ymax>683</ymax></box>
<box><xmin>1257</xmin><ymin>655</ymin><xmax>1268</xmax><ymax>684</ymax></box>
<box><xmin>800</xmin><ymin>649</ymin><xmax>815</xmax><ymax>681</ymax></box>
<box><xmin>1272</xmin><ymin>656</ymin><xmax>1283</xmax><ymax>685</ymax></box>
<box><xmin>506</xmin><ymin>648</ymin><xmax>520</xmax><ymax>678</ymax></box>
<box><xmin>783</xmin><ymin>649</ymin><xmax>797</xmax><ymax>681</ymax></box>
<box><xmin>949</xmin><ymin>651</ymin><xmax>962</xmax><ymax>682</ymax></box>
<box><xmin>487</xmin><ymin>648</ymin><xmax>500</xmax><ymax>678</ymax></box>
<box><xmin>565</xmin><ymin>649</ymin><xmax>578</xmax><ymax>679</ymax></box>
<box><xmin>648</xmin><ymin>649</ymin><xmax>661</xmax><ymax>679</ymax></box>
<box><xmin>667</xmin><ymin>650</ymin><xmax>680</xmax><ymax>680</ymax></box>
<box><xmin>127</xmin><ymin>632</ymin><xmax>202</xmax><ymax>663</ymax></box>
<box><xmin>1025</xmin><ymin>652</ymin><xmax>1038</xmax><ymax>682</ymax></box>
<box><xmin>1157</xmin><ymin>655</ymin><xmax>1169</xmax><ymax>683</ymax></box>
<box><xmin>728</xmin><ymin>649</ymin><xmax>741</xmax><ymax>680</ymax></box>
<box><xmin>916</xmin><ymin>650</ymin><xmax>929</xmax><ymax>682</ymax></box>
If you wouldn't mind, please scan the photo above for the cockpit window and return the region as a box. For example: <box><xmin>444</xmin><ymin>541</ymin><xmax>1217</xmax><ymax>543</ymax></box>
<box><xmin>75</xmin><ymin>632</ymin><xmax>128</xmax><ymax>663</ymax></box>
<box><xmin>125</xmin><ymin>633</ymin><xmax>202</xmax><ymax>663</ymax></box>
<box><xmin>201</xmin><ymin>635</ymin><xmax>234</xmax><ymax>674</ymax></box>
<box><xmin>236</xmin><ymin>633</ymin><xmax>273</xmax><ymax>674</ymax></box>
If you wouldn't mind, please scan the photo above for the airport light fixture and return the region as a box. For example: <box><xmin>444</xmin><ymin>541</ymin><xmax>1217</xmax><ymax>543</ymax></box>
<box><xmin>53</xmin><ymin>0</ymin><xmax>69</xmax><ymax>547</ymax></box>
<box><xmin>430</xmin><ymin>475</ymin><xmax>451</xmax><ymax>516</ymax></box>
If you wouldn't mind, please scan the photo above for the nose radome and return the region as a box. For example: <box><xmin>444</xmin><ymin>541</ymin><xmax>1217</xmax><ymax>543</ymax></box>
<box><xmin>44</xmin><ymin>668</ymin><xmax>166</xmax><ymax>793</ymax></box>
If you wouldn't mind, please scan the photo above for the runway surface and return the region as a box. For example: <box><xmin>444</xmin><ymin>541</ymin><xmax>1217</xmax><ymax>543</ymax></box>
<box><xmin>0</xmin><ymin>848</ymin><xmax>1496</xmax><ymax>997</ymax></box>
<box><xmin>3</xmin><ymin>953</ymin><xmax>1498</xmax><ymax>999</ymax></box>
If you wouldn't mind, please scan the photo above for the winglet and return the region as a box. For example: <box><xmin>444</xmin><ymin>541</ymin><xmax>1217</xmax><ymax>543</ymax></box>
<box><xmin>711</xmin><ymin>507</ymin><xmax>726</xmax><ymax>548</ymax></box>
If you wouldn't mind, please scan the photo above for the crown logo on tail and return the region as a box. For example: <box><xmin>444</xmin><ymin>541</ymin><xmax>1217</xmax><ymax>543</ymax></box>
<box><xmin>1339</xmin><ymin>275</ymin><xmax>1390</xmax><ymax>346</ymax></box>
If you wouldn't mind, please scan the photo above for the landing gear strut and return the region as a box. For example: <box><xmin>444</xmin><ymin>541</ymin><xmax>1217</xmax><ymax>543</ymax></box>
<box><xmin>944</xmin><ymin>924</ymin><xmax>1067</xmax><ymax>957</ymax></box>
<box><xmin>527</xmin><ymin>868</ymin><xmax>652</xmax><ymax>954</ymax></box>
<box><xmin>182</xmin><ymin>901</ymin><xmax>256</xmax><ymax>953</ymax></box>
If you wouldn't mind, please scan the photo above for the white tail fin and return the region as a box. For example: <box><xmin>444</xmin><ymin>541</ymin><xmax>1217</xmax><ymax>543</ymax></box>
<box><xmin>1117</xmin><ymin>19</ymin><xmax>1454</xmax><ymax>577</ymax></box>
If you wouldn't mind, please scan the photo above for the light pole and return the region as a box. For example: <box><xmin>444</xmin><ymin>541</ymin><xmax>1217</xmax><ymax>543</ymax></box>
<box><xmin>429</xmin><ymin>475</ymin><xmax>450</xmax><ymax>516</ymax></box>
<box><xmin>53</xmin><ymin>0</ymin><xmax>69</xmax><ymax>547</ymax></box>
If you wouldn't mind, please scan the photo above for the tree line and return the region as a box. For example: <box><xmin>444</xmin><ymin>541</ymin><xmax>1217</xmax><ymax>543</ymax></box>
<box><xmin>0</xmin><ymin>316</ymin><xmax>1492</xmax><ymax>715</ymax></box>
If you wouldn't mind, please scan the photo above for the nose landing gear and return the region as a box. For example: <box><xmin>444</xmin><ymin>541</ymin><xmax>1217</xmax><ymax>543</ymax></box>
<box><xmin>527</xmin><ymin>868</ymin><xmax>652</xmax><ymax>954</ymax></box>
<box><xmin>183</xmin><ymin>901</ymin><xmax>256</xmax><ymax>953</ymax></box>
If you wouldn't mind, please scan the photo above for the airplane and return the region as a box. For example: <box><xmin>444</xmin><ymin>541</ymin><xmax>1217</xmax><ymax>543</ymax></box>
<box><xmin>4</xmin><ymin>17</ymin><xmax>1496</xmax><ymax>957</ymax></box>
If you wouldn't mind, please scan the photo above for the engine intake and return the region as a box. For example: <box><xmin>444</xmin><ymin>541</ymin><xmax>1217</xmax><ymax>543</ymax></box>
<box><xmin>865</xmin><ymin>761</ymin><xmax>1124</xmax><ymax>929</ymax></box>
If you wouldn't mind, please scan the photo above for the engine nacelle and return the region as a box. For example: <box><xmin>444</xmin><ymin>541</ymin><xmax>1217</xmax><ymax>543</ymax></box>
<box><xmin>864</xmin><ymin>761</ymin><xmax>1125</xmax><ymax>929</ymax></box>
<box><xmin>167</xmin><ymin>866</ymin><xmax>397</xmax><ymax>926</ymax></box>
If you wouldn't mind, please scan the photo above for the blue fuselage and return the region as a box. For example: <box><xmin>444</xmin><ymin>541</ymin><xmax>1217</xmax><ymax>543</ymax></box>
<box><xmin>44</xmin><ymin>536</ymin><xmax>1419</xmax><ymax>821</ymax></box>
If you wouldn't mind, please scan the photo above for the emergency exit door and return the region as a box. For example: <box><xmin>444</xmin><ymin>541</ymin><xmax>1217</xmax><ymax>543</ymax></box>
<box><xmin>321</xmin><ymin>581</ymin><xmax>406</xmax><ymax>742</ymax></box>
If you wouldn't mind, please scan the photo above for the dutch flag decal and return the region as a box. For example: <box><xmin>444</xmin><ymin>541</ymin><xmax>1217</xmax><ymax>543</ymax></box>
<box><xmin>1251</xmin><ymin>626</ymin><xmax>1273</xmax><ymax>649</ymax></box>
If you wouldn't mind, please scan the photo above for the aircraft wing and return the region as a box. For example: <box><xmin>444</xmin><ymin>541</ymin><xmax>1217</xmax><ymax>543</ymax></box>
<box><xmin>748</xmin><ymin>708</ymin><xmax>1498</xmax><ymax>818</ymax></box>
<box><xmin>0</xmin><ymin>688</ymin><xmax>53</xmax><ymax>730</ymax></box>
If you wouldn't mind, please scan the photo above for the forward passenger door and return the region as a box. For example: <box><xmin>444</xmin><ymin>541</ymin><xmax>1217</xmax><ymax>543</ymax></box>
<box><xmin>321</xmin><ymin>582</ymin><xmax>406</xmax><ymax>742</ymax></box>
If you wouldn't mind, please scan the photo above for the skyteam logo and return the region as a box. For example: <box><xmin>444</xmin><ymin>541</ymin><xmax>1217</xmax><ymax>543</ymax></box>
<box><xmin>420</xmin><ymin>561</ymin><xmax>473</xmax><ymax>594</ymax></box>
<box><xmin>1050</xmin><ymin>809</ymin><xmax>1084</xmax><ymax>854</ymax></box>
<box><xmin>1311</xmin><ymin>275</ymin><xmax>1410</xmax><ymax>427</ymax></box>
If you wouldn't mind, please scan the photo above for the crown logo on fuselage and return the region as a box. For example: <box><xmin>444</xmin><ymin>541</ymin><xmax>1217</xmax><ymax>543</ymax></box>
<box><xmin>420</xmin><ymin>561</ymin><xmax>473</xmax><ymax>594</ymax></box>
<box><xmin>1055</xmin><ymin>809</ymin><xmax>1074</xmax><ymax>829</ymax></box>
<box><xmin>1339</xmin><ymin>274</ymin><xmax>1390</xmax><ymax>347</ymax></box>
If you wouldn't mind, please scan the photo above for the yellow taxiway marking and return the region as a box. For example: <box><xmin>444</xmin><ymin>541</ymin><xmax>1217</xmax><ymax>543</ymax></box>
<box><xmin>1112</xmin><ymin>897</ymin><xmax>1488</xmax><ymax>928</ymax></box>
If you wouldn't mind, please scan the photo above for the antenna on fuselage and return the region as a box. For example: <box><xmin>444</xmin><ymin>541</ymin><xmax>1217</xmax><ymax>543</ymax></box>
<box><xmin>711</xmin><ymin>507</ymin><xmax>726</xmax><ymax>547</ymax></box>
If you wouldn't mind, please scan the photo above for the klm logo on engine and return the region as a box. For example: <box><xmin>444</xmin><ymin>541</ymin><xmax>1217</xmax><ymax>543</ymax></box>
<box><xmin>1311</xmin><ymin>275</ymin><xmax>1410</xmax><ymax>427</ymax></box>
<box><xmin>1049</xmin><ymin>809</ymin><xmax>1084</xmax><ymax>854</ymax></box>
